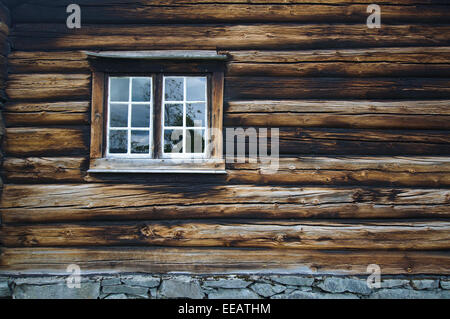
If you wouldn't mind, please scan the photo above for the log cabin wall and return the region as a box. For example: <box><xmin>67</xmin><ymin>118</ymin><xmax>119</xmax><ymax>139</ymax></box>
<box><xmin>0</xmin><ymin>0</ymin><xmax>449</xmax><ymax>276</ymax></box>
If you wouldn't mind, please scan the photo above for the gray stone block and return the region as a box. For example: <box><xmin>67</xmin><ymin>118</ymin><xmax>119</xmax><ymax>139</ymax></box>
<box><xmin>13</xmin><ymin>282</ymin><xmax>100</xmax><ymax>299</ymax></box>
<box><xmin>440</xmin><ymin>280</ymin><xmax>450</xmax><ymax>290</ymax></box>
<box><xmin>159</xmin><ymin>278</ymin><xmax>204</xmax><ymax>299</ymax></box>
<box><xmin>208</xmin><ymin>289</ymin><xmax>260</xmax><ymax>299</ymax></box>
<box><xmin>0</xmin><ymin>281</ymin><xmax>11</xmax><ymax>298</ymax></box>
<box><xmin>250</xmin><ymin>283</ymin><xmax>286</xmax><ymax>297</ymax></box>
<box><xmin>381</xmin><ymin>279</ymin><xmax>410</xmax><ymax>288</ymax></box>
<box><xmin>121</xmin><ymin>275</ymin><xmax>160</xmax><ymax>288</ymax></box>
<box><xmin>104</xmin><ymin>294</ymin><xmax>128</xmax><ymax>299</ymax></box>
<box><xmin>411</xmin><ymin>279</ymin><xmax>439</xmax><ymax>290</ymax></box>
<box><xmin>272</xmin><ymin>290</ymin><xmax>359</xmax><ymax>299</ymax></box>
<box><xmin>102</xmin><ymin>285</ymin><xmax>148</xmax><ymax>296</ymax></box>
<box><xmin>203</xmin><ymin>278</ymin><xmax>250</xmax><ymax>289</ymax></box>
<box><xmin>318</xmin><ymin>277</ymin><xmax>371</xmax><ymax>295</ymax></box>
<box><xmin>370</xmin><ymin>289</ymin><xmax>450</xmax><ymax>299</ymax></box>
<box><xmin>270</xmin><ymin>276</ymin><xmax>314</xmax><ymax>287</ymax></box>
<box><xmin>101</xmin><ymin>278</ymin><xmax>121</xmax><ymax>286</ymax></box>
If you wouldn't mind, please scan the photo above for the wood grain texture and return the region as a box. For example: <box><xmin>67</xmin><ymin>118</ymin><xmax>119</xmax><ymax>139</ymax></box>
<box><xmin>1</xmin><ymin>247</ymin><xmax>449</xmax><ymax>275</ymax></box>
<box><xmin>3</xmin><ymin>101</ymin><xmax>89</xmax><ymax>126</ymax></box>
<box><xmin>1</xmin><ymin>184</ymin><xmax>449</xmax><ymax>223</ymax></box>
<box><xmin>11</xmin><ymin>24</ymin><xmax>450</xmax><ymax>51</ymax></box>
<box><xmin>225</xmin><ymin>77</ymin><xmax>450</xmax><ymax>100</ymax></box>
<box><xmin>2</xmin><ymin>127</ymin><xmax>88</xmax><ymax>156</ymax></box>
<box><xmin>8</xmin><ymin>51</ymin><xmax>89</xmax><ymax>73</ymax></box>
<box><xmin>2</xmin><ymin>220</ymin><xmax>449</xmax><ymax>250</ymax></box>
<box><xmin>10</xmin><ymin>1</ymin><xmax>450</xmax><ymax>23</ymax></box>
<box><xmin>4</xmin><ymin>156</ymin><xmax>450</xmax><ymax>187</ymax></box>
<box><xmin>6</xmin><ymin>74</ymin><xmax>91</xmax><ymax>101</ymax></box>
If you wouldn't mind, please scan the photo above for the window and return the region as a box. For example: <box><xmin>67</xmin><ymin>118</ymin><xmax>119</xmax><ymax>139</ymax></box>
<box><xmin>87</xmin><ymin>51</ymin><xmax>226</xmax><ymax>173</ymax></box>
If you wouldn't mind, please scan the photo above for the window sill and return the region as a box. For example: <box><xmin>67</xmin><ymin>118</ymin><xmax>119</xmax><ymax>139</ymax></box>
<box><xmin>88</xmin><ymin>158</ymin><xmax>226</xmax><ymax>174</ymax></box>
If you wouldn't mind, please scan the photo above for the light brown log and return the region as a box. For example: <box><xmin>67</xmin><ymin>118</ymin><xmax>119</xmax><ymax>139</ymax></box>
<box><xmin>11</xmin><ymin>1</ymin><xmax>450</xmax><ymax>24</ymax></box>
<box><xmin>0</xmin><ymin>247</ymin><xmax>449</xmax><ymax>275</ymax></box>
<box><xmin>2</xmin><ymin>127</ymin><xmax>88</xmax><ymax>156</ymax></box>
<box><xmin>226</xmin><ymin>100</ymin><xmax>450</xmax><ymax>115</ymax></box>
<box><xmin>226</xmin><ymin>47</ymin><xmax>450</xmax><ymax>64</ymax></box>
<box><xmin>2</xmin><ymin>220</ymin><xmax>449</xmax><ymax>250</ymax></box>
<box><xmin>8</xmin><ymin>51</ymin><xmax>89</xmax><ymax>73</ymax></box>
<box><xmin>8</xmin><ymin>47</ymin><xmax>450</xmax><ymax>74</ymax></box>
<box><xmin>2</xmin><ymin>157</ymin><xmax>87</xmax><ymax>182</ymax></box>
<box><xmin>3</xmin><ymin>101</ymin><xmax>89</xmax><ymax>126</ymax></box>
<box><xmin>11</xmin><ymin>24</ymin><xmax>450</xmax><ymax>51</ymax></box>
<box><xmin>6</xmin><ymin>74</ymin><xmax>91</xmax><ymax>101</ymax></box>
<box><xmin>225</xmin><ymin>77</ymin><xmax>450</xmax><ymax>100</ymax></box>
<box><xmin>225</xmin><ymin>113</ymin><xmax>450</xmax><ymax>130</ymax></box>
<box><xmin>1</xmin><ymin>184</ymin><xmax>449</xmax><ymax>223</ymax></box>
<box><xmin>3</xmin><ymin>156</ymin><xmax>450</xmax><ymax>188</ymax></box>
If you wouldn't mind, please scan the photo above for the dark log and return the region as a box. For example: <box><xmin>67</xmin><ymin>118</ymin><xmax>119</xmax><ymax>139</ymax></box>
<box><xmin>225</xmin><ymin>77</ymin><xmax>450</xmax><ymax>100</ymax></box>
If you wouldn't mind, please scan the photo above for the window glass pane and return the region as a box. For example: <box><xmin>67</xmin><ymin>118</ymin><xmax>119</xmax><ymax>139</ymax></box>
<box><xmin>131</xmin><ymin>104</ymin><xmax>150</xmax><ymax>128</ymax></box>
<box><xmin>110</xmin><ymin>78</ymin><xmax>129</xmax><ymax>102</ymax></box>
<box><xmin>186</xmin><ymin>77</ymin><xmax>206</xmax><ymax>101</ymax></box>
<box><xmin>109</xmin><ymin>130</ymin><xmax>128</xmax><ymax>153</ymax></box>
<box><xmin>131</xmin><ymin>131</ymin><xmax>150</xmax><ymax>154</ymax></box>
<box><xmin>186</xmin><ymin>129</ymin><xmax>205</xmax><ymax>153</ymax></box>
<box><xmin>132</xmin><ymin>77</ymin><xmax>151</xmax><ymax>102</ymax></box>
<box><xmin>186</xmin><ymin>103</ymin><xmax>205</xmax><ymax>127</ymax></box>
<box><xmin>110</xmin><ymin>104</ymin><xmax>128</xmax><ymax>127</ymax></box>
<box><xmin>164</xmin><ymin>103</ymin><xmax>183</xmax><ymax>126</ymax></box>
<box><xmin>164</xmin><ymin>129</ymin><xmax>183</xmax><ymax>153</ymax></box>
<box><xmin>165</xmin><ymin>77</ymin><xmax>183</xmax><ymax>101</ymax></box>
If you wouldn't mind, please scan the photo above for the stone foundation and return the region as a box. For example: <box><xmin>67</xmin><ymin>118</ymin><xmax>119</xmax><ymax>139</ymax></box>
<box><xmin>1</xmin><ymin>274</ymin><xmax>449</xmax><ymax>299</ymax></box>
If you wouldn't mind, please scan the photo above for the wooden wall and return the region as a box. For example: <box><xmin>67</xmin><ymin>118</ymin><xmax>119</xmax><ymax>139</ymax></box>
<box><xmin>0</xmin><ymin>0</ymin><xmax>449</xmax><ymax>275</ymax></box>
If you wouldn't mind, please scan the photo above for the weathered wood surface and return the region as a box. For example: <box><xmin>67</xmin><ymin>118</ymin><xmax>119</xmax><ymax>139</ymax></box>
<box><xmin>6</xmin><ymin>74</ymin><xmax>450</xmax><ymax>103</ymax></box>
<box><xmin>11</xmin><ymin>24</ymin><xmax>450</xmax><ymax>50</ymax></box>
<box><xmin>225</xmin><ymin>77</ymin><xmax>450</xmax><ymax>100</ymax></box>
<box><xmin>10</xmin><ymin>1</ymin><xmax>450</xmax><ymax>23</ymax></box>
<box><xmin>1</xmin><ymin>220</ymin><xmax>449</xmax><ymax>250</ymax></box>
<box><xmin>8</xmin><ymin>47</ymin><xmax>450</xmax><ymax>76</ymax></box>
<box><xmin>1</xmin><ymin>184</ymin><xmax>449</xmax><ymax>223</ymax></box>
<box><xmin>6</xmin><ymin>74</ymin><xmax>91</xmax><ymax>101</ymax></box>
<box><xmin>1</xmin><ymin>247</ymin><xmax>449</xmax><ymax>275</ymax></box>
<box><xmin>3</xmin><ymin>102</ymin><xmax>89</xmax><ymax>126</ymax></box>
<box><xmin>2</xmin><ymin>127</ymin><xmax>88</xmax><ymax>156</ymax></box>
<box><xmin>3</xmin><ymin>156</ymin><xmax>450</xmax><ymax>187</ymax></box>
<box><xmin>2</xmin><ymin>126</ymin><xmax>448</xmax><ymax>156</ymax></box>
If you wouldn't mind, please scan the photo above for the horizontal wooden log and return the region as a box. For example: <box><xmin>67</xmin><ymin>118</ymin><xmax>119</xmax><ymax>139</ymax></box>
<box><xmin>4</xmin><ymin>156</ymin><xmax>450</xmax><ymax>187</ymax></box>
<box><xmin>226</xmin><ymin>47</ymin><xmax>450</xmax><ymax>64</ymax></box>
<box><xmin>225</xmin><ymin>77</ymin><xmax>450</xmax><ymax>100</ymax></box>
<box><xmin>227</xmin><ymin>156</ymin><xmax>450</xmax><ymax>187</ymax></box>
<box><xmin>2</xmin><ymin>157</ymin><xmax>87</xmax><ymax>182</ymax></box>
<box><xmin>3</xmin><ymin>101</ymin><xmax>90</xmax><ymax>126</ymax></box>
<box><xmin>8</xmin><ymin>47</ymin><xmax>450</xmax><ymax>74</ymax></box>
<box><xmin>10</xmin><ymin>1</ymin><xmax>450</xmax><ymax>24</ymax></box>
<box><xmin>1</xmin><ymin>247</ymin><xmax>448</xmax><ymax>275</ymax></box>
<box><xmin>2</xmin><ymin>127</ymin><xmax>88</xmax><ymax>156</ymax></box>
<box><xmin>226</xmin><ymin>100</ymin><xmax>450</xmax><ymax>115</ymax></box>
<box><xmin>8</xmin><ymin>51</ymin><xmax>89</xmax><ymax>73</ymax></box>
<box><xmin>230</xmin><ymin>127</ymin><xmax>450</xmax><ymax>155</ymax></box>
<box><xmin>227</xmin><ymin>62</ymin><xmax>450</xmax><ymax>77</ymax></box>
<box><xmin>1</xmin><ymin>184</ymin><xmax>449</xmax><ymax>223</ymax></box>
<box><xmin>6</xmin><ymin>74</ymin><xmax>91</xmax><ymax>101</ymax></box>
<box><xmin>11</xmin><ymin>24</ymin><xmax>450</xmax><ymax>51</ymax></box>
<box><xmin>2</xmin><ymin>220</ymin><xmax>449</xmax><ymax>250</ymax></box>
<box><xmin>226</xmin><ymin>113</ymin><xmax>450</xmax><ymax>130</ymax></box>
